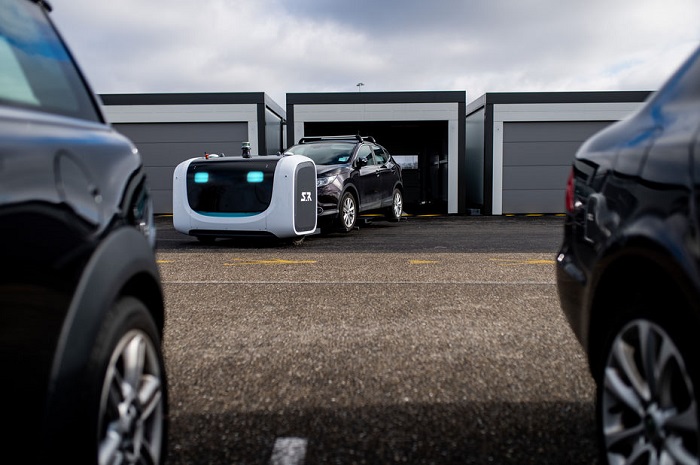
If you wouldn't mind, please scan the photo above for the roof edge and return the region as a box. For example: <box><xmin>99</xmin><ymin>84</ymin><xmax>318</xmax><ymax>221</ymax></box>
<box><xmin>100</xmin><ymin>92</ymin><xmax>268</xmax><ymax>106</ymax></box>
<box><xmin>286</xmin><ymin>90</ymin><xmax>466</xmax><ymax>105</ymax></box>
<box><xmin>467</xmin><ymin>91</ymin><xmax>652</xmax><ymax>113</ymax></box>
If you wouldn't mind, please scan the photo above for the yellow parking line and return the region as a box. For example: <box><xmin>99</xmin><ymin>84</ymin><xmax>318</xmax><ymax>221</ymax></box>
<box><xmin>224</xmin><ymin>258</ymin><xmax>317</xmax><ymax>266</ymax></box>
<box><xmin>409</xmin><ymin>260</ymin><xmax>439</xmax><ymax>265</ymax></box>
<box><xmin>490</xmin><ymin>258</ymin><xmax>555</xmax><ymax>266</ymax></box>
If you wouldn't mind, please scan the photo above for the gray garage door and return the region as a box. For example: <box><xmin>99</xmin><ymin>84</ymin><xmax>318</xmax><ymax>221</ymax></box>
<box><xmin>114</xmin><ymin>122</ymin><xmax>248</xmax><ymax>213</ymax></box>
<box><xmin>502</xmin><ymin>121</ymin><xmax>613</xmax><ymax>214</ymax></box>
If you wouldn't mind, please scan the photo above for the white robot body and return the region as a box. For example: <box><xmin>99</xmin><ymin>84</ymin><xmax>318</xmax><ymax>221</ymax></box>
<box><xmin>173</xmin><ymin>155</ymin><xmax>317</xmax><ymax>241</ymax></box>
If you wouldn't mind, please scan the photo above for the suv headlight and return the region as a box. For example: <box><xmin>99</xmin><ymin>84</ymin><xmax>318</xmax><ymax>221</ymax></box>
<box><xmin>317</xmin><ymin>175</ymin><xmax>336</xmax><ymax>188</ymax></box>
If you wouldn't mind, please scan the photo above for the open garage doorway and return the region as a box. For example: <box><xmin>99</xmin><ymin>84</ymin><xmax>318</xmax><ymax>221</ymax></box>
<box><xmin>300</xmin><ymin>121</ymin><xmax>449</xmax><ymax>214</ymax></box>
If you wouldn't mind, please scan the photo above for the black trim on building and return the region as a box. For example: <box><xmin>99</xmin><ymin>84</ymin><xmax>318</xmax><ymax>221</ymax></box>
<box><xmin>287</xmin><ymin>91</ymin><xmax>466</xmax><ymax>106</ymax></box>
<box><xmin>100</xmin><ymin>92</ymin><xmax>283</xmax><ymax>115</ymax></box>
<box><xmin>466</xmin><ymin>91</ymin><xmax>652</xmax><ymax>116</ymax></box>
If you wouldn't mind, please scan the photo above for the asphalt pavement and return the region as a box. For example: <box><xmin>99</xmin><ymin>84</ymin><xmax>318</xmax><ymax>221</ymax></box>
<box><xmin>155</xmin><ymin>215</ymin><xmax>599</xmax><ymax>465</ymax></box>
<box><xmin>155</xmin><ymin>214</ymin><xmax>567</xmax><ymax>253</ymax></box>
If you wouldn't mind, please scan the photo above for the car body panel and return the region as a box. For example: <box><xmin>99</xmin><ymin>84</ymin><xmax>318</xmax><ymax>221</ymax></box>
<box><xmin>356</xmin><ymin>163</ymin><xmax>383</xmax><ymax>209</ymax></box>
<box><xmin>557</xmin><ymin>43</ymin><xmax>700</xmax><ymax>375</ymax></box>
<box><xmin>43</xmin><ymin>226</ymin><xmax>163</xmax><ymax>461</ymax></box>
<box><xmin>0</xmin><ymin>1</ymin><xmax>166</xmax><ymax>462</ymax></box>
<box><xmin>285</xmin><ymin>137</ymin><xmax>403</xmax><ymax>225</ymax></box>
<box><xmin>556</xmin><ymin>45</ymin><xmax>700</xmax><ymax>463</ymax></box>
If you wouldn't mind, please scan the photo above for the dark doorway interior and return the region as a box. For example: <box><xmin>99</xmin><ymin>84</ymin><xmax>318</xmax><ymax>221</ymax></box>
<box><xmin>300</xmin><ymin>121</ymin><xmax>448</xmax><ymax>214</ymax></box>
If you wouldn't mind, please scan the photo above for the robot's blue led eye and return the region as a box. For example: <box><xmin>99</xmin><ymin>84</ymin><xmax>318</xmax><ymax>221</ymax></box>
<box><xmin>247</xmin><ymin>171</ymin><xmax>264</xmax><ymax>183</ymax></box>
<box><xmin>194</xmin><ymin>172</ymin><xmax>209</xmax><ymax>183</ymax></box>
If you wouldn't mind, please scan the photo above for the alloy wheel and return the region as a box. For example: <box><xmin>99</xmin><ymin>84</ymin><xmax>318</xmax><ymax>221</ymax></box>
<box><xmin>392</xmin><ymin>190</ymin><xmax>403</xmax><ymax>220</ymax></box>
<box><xmin>341</xmin><ymin>194</ymin><xmax>356</xmax><ymax>231</ymax></box>
<box><xmin>601</xmin><ymin>319</ymin><xmax>699</xmax><ymax>465</ymax></box>
<box><xmin>98</xmin><ymin>329</ymin><xmax>165</xmax><ymax>465</ymax></box>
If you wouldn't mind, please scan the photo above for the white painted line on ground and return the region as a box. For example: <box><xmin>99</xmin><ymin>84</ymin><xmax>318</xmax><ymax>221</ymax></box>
<box><xmin>269</xmin><ymin>437</ymin><xmax>308</xmax><ymax>465</ymax></box>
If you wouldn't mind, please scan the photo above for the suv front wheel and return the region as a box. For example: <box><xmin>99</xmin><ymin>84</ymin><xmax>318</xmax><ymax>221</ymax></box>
<box><xmin>338</xmin><ymin>191</ymin><xmax>357</xmax><ymax>233</ymax></box>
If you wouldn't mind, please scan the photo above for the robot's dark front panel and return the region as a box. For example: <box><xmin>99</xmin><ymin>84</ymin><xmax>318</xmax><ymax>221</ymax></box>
<box><xmin>186</xmin><ymin>160</ymin><xmax>278</xmax><ymax>215</ymax></box>
<box><xmin>294</xmin><ymin>161</ymin><xmax>317</xmax><ymax>232</ymax></box>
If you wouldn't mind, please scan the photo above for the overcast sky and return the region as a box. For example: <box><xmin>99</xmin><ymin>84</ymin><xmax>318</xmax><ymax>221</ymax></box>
<box><xmin>49</xmin><ymin>0</ymin><xmax>699</xmax><ymax>107</ymax></box>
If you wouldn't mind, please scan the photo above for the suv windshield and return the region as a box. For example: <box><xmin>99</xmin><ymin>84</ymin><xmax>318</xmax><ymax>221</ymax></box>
<box><xmin>286</xmin><ymin>142</ymin><xmax>355</xmax><ymax>165</ymax></box>
<box><xmin>0</xmin><ymin>0</ymin><xmax>100</xmax><ymax>122</ymax></box>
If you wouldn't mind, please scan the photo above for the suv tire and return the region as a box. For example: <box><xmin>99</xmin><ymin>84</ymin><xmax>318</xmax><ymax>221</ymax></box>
<box><xmin>338</xmin><ymin>191</ymin><xmax>358</xmax><ymax>233</ymax></box>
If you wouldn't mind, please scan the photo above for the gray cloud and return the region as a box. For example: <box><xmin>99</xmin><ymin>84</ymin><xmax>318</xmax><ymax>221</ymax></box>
<box><xmin>49</xmin><ymin>0</ymin><xmax>700</xmax><ymax>106</ymax></box>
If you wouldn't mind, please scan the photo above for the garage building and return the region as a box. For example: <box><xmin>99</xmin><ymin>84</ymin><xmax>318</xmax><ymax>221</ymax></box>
<box><xmin>466</xmin><ymin>91</ymin><xmax>651</xmax><ymax>215</ymax></box>
<box><xmin>286</xmin><ymin>91</ymin><xmax>467</xmax><ymax>215</ymax></box>
<box><xmin>100</xmin><ymin>93</ymin><xmax>285</xmax><ymax>213</ymax></box>
<box><xmin>100</xmin><ymin>90</ymin><xmax>654</xmax><ymax>216</ymax></box>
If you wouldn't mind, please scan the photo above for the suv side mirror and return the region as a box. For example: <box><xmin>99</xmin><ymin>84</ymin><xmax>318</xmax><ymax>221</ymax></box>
<box><xmin>356</xmin><ymin>157</ymin><xmax>368</xmax><ymax>168</ymax></box>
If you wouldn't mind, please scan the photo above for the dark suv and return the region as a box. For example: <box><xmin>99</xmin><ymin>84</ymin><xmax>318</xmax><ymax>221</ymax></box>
<box><xmin>0</xmin><ymin>1</ymin><xmax>167</xmax><ymax>464</ymax></box>
<box><xmin>556</xmin><ymin>45</ymin><xmax>700</xmax><ymax>464</ymax></box>
<box><xmin>284</xmin><ymin>135</ymin><xmax>404</xmax><ymax>232</ymax></box>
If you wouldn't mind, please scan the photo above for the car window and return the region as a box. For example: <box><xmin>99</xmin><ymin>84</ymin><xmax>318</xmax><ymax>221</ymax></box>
<box><xmin>286</xmin><ymin>142</ymin><xmax>354</xmax><ymax>165</ymax></box>
<box><xmin>357</xmin><ymin>145</ymin><xmax>375</xmax><ymax>165</ymax></box>
<box><xmin>0</xmin><ymin>0</ymin><xmax>101</xmax><ymax>122</ymax></box>
<box><xmin>372</xmin><ymin>145</ymin><xmax>388</xmax><ymax>165</ymax></box>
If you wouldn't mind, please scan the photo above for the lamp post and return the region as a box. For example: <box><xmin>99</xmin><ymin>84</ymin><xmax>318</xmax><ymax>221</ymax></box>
<box><xmin>356</xmin><ymin>82</ymin><xmax>364</xmax><ymax>92</ymax></box>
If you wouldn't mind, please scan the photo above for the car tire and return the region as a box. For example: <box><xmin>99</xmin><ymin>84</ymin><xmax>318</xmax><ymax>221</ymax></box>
<box><xmin>337</xmin><ymin>191</ymin><xmax>357</xmax><ymax>233</ymax></box>
<box><xmin>596</xmin><ymin>313</ymin><xmax>699</xmax><ymax>465</ymax></box>
<box><xmin>87</xmin><ymin>296</ymin><xmax>168</xmax><ymax>465</ymax></box>
<box><xmin>385</xmin><ymin>188</ymin><xmax>403</xmax><ymax>222</ymax></box>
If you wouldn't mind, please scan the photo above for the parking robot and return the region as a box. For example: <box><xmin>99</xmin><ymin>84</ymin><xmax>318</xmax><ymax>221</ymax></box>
<box><xmin>173</xmin><ymin>151</ymin><xmax>317</xmax><ymax>243</ymax></box>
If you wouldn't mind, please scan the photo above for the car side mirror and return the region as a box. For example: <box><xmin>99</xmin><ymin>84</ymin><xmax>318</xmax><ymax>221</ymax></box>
<box><xmin>356</xmin><ymin>157</ymin><xmax>368</xmax><ymax>168</ymax></box>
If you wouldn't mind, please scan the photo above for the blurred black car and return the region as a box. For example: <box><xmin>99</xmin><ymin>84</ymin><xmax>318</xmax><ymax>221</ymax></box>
<box><xmin>284</xmin><ymin>135</ymin><xmax>404</xmax><ymax>232</ymax></box>
<box><xmin>556</xmin><ymin>45</ymin><xmax>700</xmax><ymax>464</ymax></box>
<box><xmin>0</xmin><ymin>1</ymin><xmax>167</xmax><ymax>464</ymax></box>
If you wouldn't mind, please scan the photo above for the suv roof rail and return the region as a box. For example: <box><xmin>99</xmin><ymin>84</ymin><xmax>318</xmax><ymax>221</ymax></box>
<box><xmin>298</xmin><ymin>135</ymin><xmax>376</xmax><ymax>144</ymax></box>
